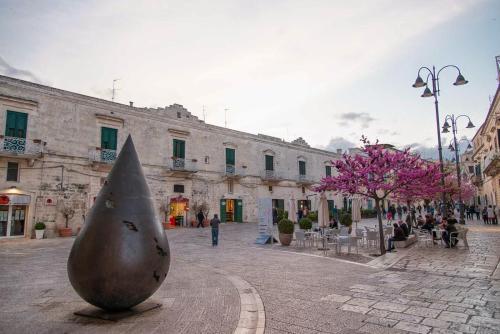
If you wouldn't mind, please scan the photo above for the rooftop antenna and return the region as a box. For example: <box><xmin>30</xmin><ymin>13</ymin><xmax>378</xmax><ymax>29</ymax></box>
<box><xmin>224</xmin><ymin>108</ymin><xmax>229</xmax><ymax>128</ymax></box>
<box><xmin>112</xmin><ymin>79</ymin><xmax>120</xmax><ymax>102</ymax></box>
<box><xmin>202</xmin><ymin>105</ymin><xmax>206</xmax><ymax>122</ymax></box>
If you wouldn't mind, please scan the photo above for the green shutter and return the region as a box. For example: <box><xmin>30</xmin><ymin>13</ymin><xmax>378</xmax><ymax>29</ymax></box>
<box><xmin>101</xmin><ymin>127</ymin><xmax>117</xmax><ymax>150</ymax></box>
<box><xmin>220</xmin><ymin>199</ymin><xmax>226</xmax><ymax>222</ymax></box>
<box><xmin>226</xmin><ymin>148</ymin><xmax>235</xmax><ymax>165</ymax></box>
<box><xmin>173</xmin><ymin>139</ymin><xmax>185</xmax><ymax>159</ymax></box>
<box><xmin>326</xmin><ymin>166</ymin><xmax>331</xmax><ymax>177</ymax></box>
<box><xmin>5</xmin><ymin>111</ymin><xmax>28</xmax><ymax>138</ymax></box>
<box><xmin>277</xmin><ymin>199</ymin><xmax>284</xmax><ymax>211</ymax></box>
<box><xmin>265</xmin><ymin>155</ymin><xmax>274</xmax><ymax>171</ymax></box>
<box><xmin>299</xmin><ymin>161</ymin><xmax>306</xmax><ymax>175</ymax></box>
<box><xmin>235</xmin><ymin>199</ymin><xmax>243</xmax><ymax>222</ymax></box>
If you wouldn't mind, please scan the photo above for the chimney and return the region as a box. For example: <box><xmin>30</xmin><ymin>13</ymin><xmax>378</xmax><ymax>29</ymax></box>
<box><xmin>336</xmin><ymin>149</ymin><xmax>342</xmax><ymax>154</ymax></box>
<box><xmin>129</xmin><ymin>101</ymin><xmax>134</xmax><ymax>107</ymax></box>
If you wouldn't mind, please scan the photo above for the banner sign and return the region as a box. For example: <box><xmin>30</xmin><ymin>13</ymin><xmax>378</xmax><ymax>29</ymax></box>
<box><xmin>255</xmin><ymin>197</ymin><xmax>275</xmax><ymax>244</ymax></box>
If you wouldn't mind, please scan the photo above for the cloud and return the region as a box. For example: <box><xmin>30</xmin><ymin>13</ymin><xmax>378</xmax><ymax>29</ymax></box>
<box><xmin>338</xmin><ymin>112</ymin><xmax>375</xmax><ymax>129</ymax></box>
<box><xmin>319</xmin><ymin>137</ymin><xmax>357</xmax><ymax>153</ymax></box>
<box><xmin>378</xmin><ymin>129</ymin><xmax>399</xmax><ymax>136</ymax></box>
<box><xmin>403</xmin><ymin>142</ymin><xmax>471</xmax><ymax>161</ymax></box>
<box><xmin>0</xmin><ymin>56</ymin><xmax>42</xmax><ymax>83</ymax></box>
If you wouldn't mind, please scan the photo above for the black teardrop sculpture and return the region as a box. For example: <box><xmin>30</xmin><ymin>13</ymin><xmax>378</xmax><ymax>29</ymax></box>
<box><xmin>68</xmin><ymin>135</ymin><xmax>170</xmax><ymax>311</ymax></box>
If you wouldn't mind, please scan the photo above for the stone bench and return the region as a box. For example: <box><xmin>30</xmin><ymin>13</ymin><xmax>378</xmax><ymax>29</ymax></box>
<box><xmin>394</xmin><ymin>234</ymin><xmax>416</xmax><ymax>248</ymax></box>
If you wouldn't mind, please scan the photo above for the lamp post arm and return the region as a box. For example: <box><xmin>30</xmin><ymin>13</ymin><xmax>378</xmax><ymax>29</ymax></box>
<box><xmin>417</xmin><ymin>66</ymin><xmax>433</xmax><ymax>78</ymax></box>
<box><xmin>454</xmin><ymin>114</ymin><xmax>473</xmax><ymax>124</ymax></box>
<box><xmin>436</xmin><ymin>64</ymin><xmax>462</xmax><ymax>80</ymax></box>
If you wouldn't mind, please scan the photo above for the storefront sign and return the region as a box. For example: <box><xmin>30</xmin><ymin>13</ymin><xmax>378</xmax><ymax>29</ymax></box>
<box><xmin>255</xmin><ymin>197</ymin><xmax>275</xmax><ymax>244</ymax></box>
<box><xmin>0</xmin><ymin>195</ymin><xmax>9</xmax><ymax>205</ymax></box>
<box><xmin>9</xmin><ymin>195</ymin><xmax>30</xmax><ymax>205</ymax></box>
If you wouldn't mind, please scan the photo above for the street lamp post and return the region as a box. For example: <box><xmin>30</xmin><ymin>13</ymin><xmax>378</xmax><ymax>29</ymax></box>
<box><xmin>443</xmin><ymin>115</ymin><xmax>475</xmax><ymax>224</ymax></box>
<box><xmin>412</xmin><ymin>65</ymin><xmax>469</xmax><ymax>216</ymax></box>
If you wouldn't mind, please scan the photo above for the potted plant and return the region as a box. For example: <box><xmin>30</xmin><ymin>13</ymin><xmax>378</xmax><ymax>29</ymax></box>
<box><xmin>299</xmin><ymin>217</ymin><xmax>312</xmax><ymax>230</ymax></box>
<box><xmin>58</xmin><ymin>204</ymin><xmax>75</xmax><ymax>237</ymax></box>
<box><xmin>340</xmin><ymin>213</ymin><xmax>353</xmax><ymax>233</ymax></box>
<box><xmin>35</xmin><ymin>222</ymin><xmax>46</xmax><ymax>240</ymax></box>
<box><xmin>306</xmin><ymin>211</ymin><xmax>318</xmax><ymax>222</ymax></box>
<box><xmin>278</xmin><ymin>218</ymin><xmax>294</xmax><ymax>246</ymax></box>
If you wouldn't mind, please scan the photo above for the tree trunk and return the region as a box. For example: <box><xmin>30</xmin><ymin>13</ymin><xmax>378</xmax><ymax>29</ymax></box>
<box><xmin>375</xmin><ymin>199</ymin><xmax>386</xmax><ymax>255</ymax></box>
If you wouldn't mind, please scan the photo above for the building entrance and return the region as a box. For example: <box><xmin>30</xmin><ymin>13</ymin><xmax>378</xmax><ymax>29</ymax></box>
<box><xmin>0</xmin><ymin>194</ymin><xmax>30</xmax><ymax>238</ymax></box>
<box><xmin>169</xmin><ymin>197</ymin><xmax>189</xmax><ymax>227</ymax></box>
<box><xmin>220</xmin><ymin>199</ymin><xmax>243</xmax><ymax>223</ymax></box>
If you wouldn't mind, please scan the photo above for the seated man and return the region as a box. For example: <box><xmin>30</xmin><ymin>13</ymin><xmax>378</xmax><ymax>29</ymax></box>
<box><xmin>441</xmin><ymin>218</ymin><xmax>458</xmax><ymax>248</ymax></box>
<box><xmin>416</xmin><ymin>214</ymin><xmax>425</xmax><ymax>226</ymax></box>
<box><xmin>387</xmin><ymin>223</ymin><xmax>406</xmax><ymax>252</ymax></box>
<box><xmin>399</xmin><ymin>220</ymin><xmax>410</xmax><ymax>237</ymax></box>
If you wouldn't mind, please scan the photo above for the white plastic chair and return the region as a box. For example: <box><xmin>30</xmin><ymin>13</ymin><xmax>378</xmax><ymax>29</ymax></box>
<box><xmin>366</xmin><ymin>231</ymin><xmax>379</xmax><ymax>248</ymax></box>
<box><xmin>355</xmin><ymin>228</ymin><xmax>365</xmax><ymax>247</ymax></box>
<box><xmin>295</xmin><ymin>230</ymin><xmax>307</xmax><ymax>248</ymax></box>
<box><xmin>415</xmin><ymin>231</ymin><xmax>433</xmax><ymax>247</ymax></box>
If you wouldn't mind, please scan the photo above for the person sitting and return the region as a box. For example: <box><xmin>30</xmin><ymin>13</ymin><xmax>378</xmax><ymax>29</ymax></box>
<box><xmin>399</xmin><ymin>220</ymin><xmax>409</xmax><ymax>237</ymax></box>
<box><xmin>387</xmin><ymin>223</ymin><xmax>406</xmax><ymax>252</ymax></box>
<box><xmin>329</xmin><ymin>218</ymin><xmax>338</xmax><ymax>229</ymax></box>
<box><xmin>421</xmin><ymin>218</ymin><xmax>434</xmax><ymax>233</ymax></box>
<box><xmin>416</xmin><ymin>214</ymin><xmax>424</xmax><ymax>227</ymax></box>
<box><xmin>441</xmin><ymin>218</ymin><xmax>458</xmax><ymax>248</ymax></box>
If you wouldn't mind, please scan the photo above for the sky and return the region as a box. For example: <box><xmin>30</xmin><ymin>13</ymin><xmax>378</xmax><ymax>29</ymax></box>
<box><xmin>0</xmin><ymin>0</ymin><xmax>499</xmax><ymax>159</ymax></box>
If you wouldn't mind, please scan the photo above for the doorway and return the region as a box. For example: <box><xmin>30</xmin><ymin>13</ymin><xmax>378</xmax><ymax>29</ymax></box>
<box><xmin>220</xmin><ymin>199</ymin><xmax>243</xmax><ymax>223</ymax></box>
<box><xmin>0</xmin><ymin>204</ymin><xmax>27</xmax><ymax>237</ymax></box>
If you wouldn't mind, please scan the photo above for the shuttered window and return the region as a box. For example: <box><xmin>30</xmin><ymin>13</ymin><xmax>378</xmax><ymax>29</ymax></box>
<box><xmin>101</xmin><ymin>127</ymin><xmax>117</xmax><ymax>150</ymax></box>
<box><xmin>265</xmin><ymin>155</ymin><xmax>274</xmax><ymax>171</ymax></box>
<box><xmin>325</xmin><ymin>165</ymin><xmax>332</xmax><ymax>177</ymax></box>
<box><xmin>299</xmin><ymin>161</ymin><xmax>306</xmax><ymax>175</ymax></box>
<box><xmin>226</xmin><ymin>148</ymin><xmax>235</xmax><ymax>165</ymax></box>
<box><xmin>173</xmin><ymin>139</ymin><xmax>185</xmax><ymax>159</ymax></box>
<box><xmin>5</xmin><ymin>111</ymin><xmax>28</xmax><ymax>138</ymax></box>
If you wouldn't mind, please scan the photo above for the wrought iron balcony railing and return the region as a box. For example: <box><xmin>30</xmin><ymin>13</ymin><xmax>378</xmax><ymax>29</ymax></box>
<box><xmin>89</xmin><ymin>148</ymin><xmax>117</xmax><ymax>164</ymax></box>
<box><xmin>169</xmin><ymin>158</ymin><xmax>197</xmax><ymax>172</ymax></box>
<box><xmin>483</xmin><ymin>151</ymin><xmax>500</xmax><ymax>177</ymax></box>
<box><xmin>0</xmin><ymin>136</ymin><xmax>44</xmax><ymax>157</ymax></box>
<box><xmin>225</xmin><ymin>164</ymin><xmax>244</xmax><ymax>177</ymax></box>
<box><xmin>295</xmin><ymin>174</ymin><xmax>316</xmax><ymax>184</ymax></box>
<box><xmin>260</xmin><ymin>170</ymin><xmax>282</xmax><ymax>181</ymax></box>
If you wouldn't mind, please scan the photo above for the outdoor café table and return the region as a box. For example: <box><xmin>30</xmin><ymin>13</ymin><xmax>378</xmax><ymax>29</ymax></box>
<box><xmin>304</xmin><ymin>231</ymin><xmax>319</xmax><ymax>246</ymax></box>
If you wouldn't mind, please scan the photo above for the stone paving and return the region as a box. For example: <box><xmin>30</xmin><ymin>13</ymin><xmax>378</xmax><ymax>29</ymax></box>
<box><xmin>0</xmin><ymin>217</ymin><xmax>499</xmax><ymax>333</ymax></box>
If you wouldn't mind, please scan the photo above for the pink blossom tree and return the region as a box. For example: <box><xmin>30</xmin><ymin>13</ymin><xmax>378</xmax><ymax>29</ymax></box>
<box><xmin>316</xmin><ymin>137</ymin><xmax>444</xmax><ymax>255</ymax></box>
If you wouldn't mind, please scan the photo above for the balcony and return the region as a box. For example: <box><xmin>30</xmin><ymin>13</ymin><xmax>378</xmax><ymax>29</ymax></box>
<box><xmin>0</xmin><ymin>136</ymin><xmax>44</xmax><ymax>160</ymax></box>
<box><xmin>483</xmin><ymin>151</ymin><xmax>500</xmax><ymax>177</ymax></box>
<box><xmin>89</xmin><ymin>147</ymin><xmax>116</xmax><ymax>171</ymax></box>
<box><xmin>167</xmin><ymin>157</ymin><xmax>198</xmax><ymax>176</ymax></box>
<box><xmin>260</xmin><ymin>170</ymin><xmax>283</xmax><ymax>182</ymax></box>
<box><xmin>295</xmin><ymin>174</ymin><xmax>316</xmax><ymax>185</ymax></box>
<box><xmin>224</xmin><ymin>164</ymin><xmax>244</xmax><ymax>178</ymax></box>
<box><xmin>471</xmin><ymin>175</ymin><xmax>483</xmax><ymax>186</ymax></box>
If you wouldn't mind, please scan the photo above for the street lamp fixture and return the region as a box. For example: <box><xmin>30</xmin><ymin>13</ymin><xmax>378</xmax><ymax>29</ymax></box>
<box><xmin>412</xmin><ymin>76</ymin><xmax>426</xmax><ymax>88</ymax></box>
<box><xmin>421</xmin><ymin>87</ymin><xmax>434</xmax><ymax>97</ymax></box>
<box><xmin>448</xmin><ymin>143</ymin><xmax>455</xmax><ymax>151</ymax></box>
<box><xmin>466</xmin><ymin>120</ymin><xmax>475</xmax><ymax>128</ymax></box>
<box><xmin>453</xmin><ymin>73</ymin><xmax>469</xmax><ymax>86</ymax></box>
<box><xmin>412</xmin><ymin>64</ymin><xmax>469</xmax><ymax>218</ymax></box>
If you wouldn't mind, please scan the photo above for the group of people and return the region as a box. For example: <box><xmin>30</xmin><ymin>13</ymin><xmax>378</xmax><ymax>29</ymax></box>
<box><xmin>387</xmin><ymin>210</ymin><xmax>461</xmax><ymax>252</ymax></box>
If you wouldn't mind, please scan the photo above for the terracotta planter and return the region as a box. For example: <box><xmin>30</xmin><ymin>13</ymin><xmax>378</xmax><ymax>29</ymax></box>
<box><xmin>203</xmin><ymin>219</ymin><xmax>210</xmax><ymax>227</ymax></box>
<box><xmin>279</xmin><ymin>233</ymin><xmax>293</xmax><ymax>246</ymax></box>
<box><xmin>58</xmin><ymin>227</ymin><xmax>73</xmax><ymax>237</ymax></box>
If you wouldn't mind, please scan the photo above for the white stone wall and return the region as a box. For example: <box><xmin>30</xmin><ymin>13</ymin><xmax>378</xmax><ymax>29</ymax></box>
<box><xmin>0</xmin><ymin>75</ymin><xmax>344</xmax><ymax>237</ymax></box>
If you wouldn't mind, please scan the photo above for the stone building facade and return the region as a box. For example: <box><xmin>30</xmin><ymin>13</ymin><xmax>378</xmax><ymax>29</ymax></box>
<box><xmin>0</xmin><ymin>75</ymin><xmax>346</xmax><ymax>239</ymax></box>
<box><xmin>470</xmin><ymin>84</ymin><xmax>500</xmax><ymax>208</ymax></box>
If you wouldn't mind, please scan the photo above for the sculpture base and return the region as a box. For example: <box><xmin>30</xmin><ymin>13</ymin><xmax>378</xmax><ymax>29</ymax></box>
<box><xmin>74</xmin><ymin>301</ymin><xmax>162</xmax><ymax>322</ymax></box>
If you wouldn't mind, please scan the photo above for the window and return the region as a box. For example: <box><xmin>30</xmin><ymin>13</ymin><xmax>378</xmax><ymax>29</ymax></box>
<box><xmin>173</xmin><ymin>184</ymin><xmax>184</xmax><ymax>193</ymax></box>
<box><xmin>6</xmin><ymin>162</ymin><xmax>19</xmax><ymax>182</ymax></box>
<box><xmin>177</xmin><ymin>111</ymin><xmax>181</xmax><ymax>118</ymax></box>
<box><xmin>228</xmin><ymin>180</ymin><xmax>234</xmax><ymax>193</ymax></box>
<box><xmin>101</xmin><ymin>127</ymin><xmax>117</xmax><ymax>150</ymax></box>
<box><xmin>226</xmin><ymin>148</ymin><xmax>235</xmax><ymax>165</ymax></box>
<box><xmin>299</xmin><ymin>161</ymin><xmax>306</xmax><ymax>175</ymax></box>
<box><xmin>5</xmin><ymin>111</ymin><xmax>28</xmax><ymax>138</ymax></box>
<box><xmin>204</xmin><ymin>156</ymin><xmax>209</xmax><ymax>164</ymax></box>
<box><xmin>265</xmin><ymin>155</ymin><xmax>274</xmax><ymax>171</ymax></box>
<box><xmin>268</xmin><ymin>185</ymin><xmax>273</xmax><ymax>192</ymax></box>
<box><xmin>468</xmin><ymin>166</ymin><xmax>474</xmax><ymax>174</ymax></box>
<box><xmin>301</xmin><ymin>186</ymin><xmax>305</xmax><ymax>194</ymax></box>
<box><xmin>325</xmin><ymin>165</ymin><xmax>332</xmax><ymax>177</ymax></box>
<box><xmin>173</xmin><ymin>139</ymin><xmax>185</xmax><ymax>159</ymax></box>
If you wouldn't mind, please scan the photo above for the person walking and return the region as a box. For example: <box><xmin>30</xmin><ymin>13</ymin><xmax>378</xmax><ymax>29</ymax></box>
<box><xmin>196</xmin><ymin>209</ymin><xmax>205</xmax><ymax>228</ymax></box>
<box><xmin>482</xmin><ymin>206</ymin><xmax>488</xmax><ymax>224</ymax></box>
<box><xmin>210</xmin><ymin>214</ymin><xmax>221</xmax><ymax>246</ymax></box>
<box><xmin>397</xmin><ymin>205</ymin><xmax>403</xmax><ymax>220</ymax></box>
